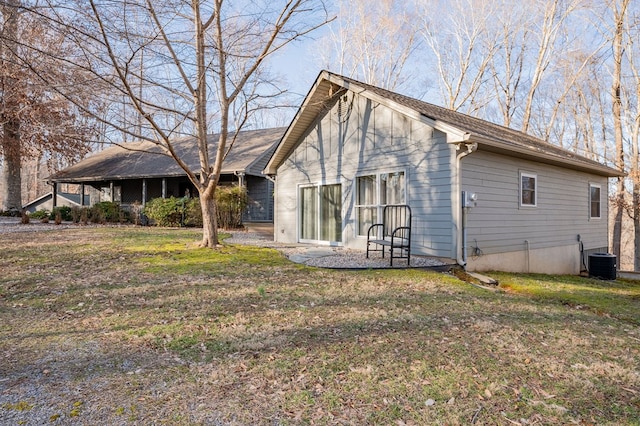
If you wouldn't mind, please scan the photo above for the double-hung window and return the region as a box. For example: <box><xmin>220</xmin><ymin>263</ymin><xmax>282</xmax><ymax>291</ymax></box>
<box><xmin>520</xmin><ymin>172</ymin><xmax>537</xmax><ymax>207</ymax></box>
<box><xmin>590</xmin><ymin>184</ymin><xmax>601</xmax><ymax>219</ymax></box>
<box><xmin>355</xmin><ymin>171</ymin><xmax>405</xmax><ymax>236</ymax></box>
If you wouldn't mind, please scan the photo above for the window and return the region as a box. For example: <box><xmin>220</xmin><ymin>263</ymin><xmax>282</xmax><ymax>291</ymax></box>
<box><xmin>356</xmin><ymin>175</ymin><xmax>377</xmax><ymax>236</ymax></box>
<box><xmin>355</xmin><ymin>171</ymin><xmax>405</xmax><ymax>236</ymax></box>
<box><xmin>590</xmin><ymin>184</ymin><xmax>601</xmax><ymax>219</ymax></box>
<box><xmin>300</xmin><ymin>184</ymin><xmax>342</xmax><ymax>243</ymax></box>
<box><xmin>520</xmin><ymin>172</ymin><xmax>537</xmax><ymax>207</ymax></box>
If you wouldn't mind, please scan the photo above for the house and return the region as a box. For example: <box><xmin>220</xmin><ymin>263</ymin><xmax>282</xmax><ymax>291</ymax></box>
<box><xmin>264</xmin><ymin>71</ymin><xmax>624</xmax><ymax>274</ymax></box>
<box><xmin>23</xmin><ymin>191</ymin><xmax>90</xmax><ymax>213</ymax></box>
<box><xmin>48</xmin><ymin>127</ymin><xmax>284</xmax><ymax>223</ymax></box>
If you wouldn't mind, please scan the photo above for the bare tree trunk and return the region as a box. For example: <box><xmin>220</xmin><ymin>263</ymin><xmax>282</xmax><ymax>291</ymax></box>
<box><xmin>192</xmin><ymin>0</ymin><xmax>217</xmax><ymax>248</ymax></box>
<box><xmin>631</xmin><ymin>66</ymin><xmax>640</xmax><ymax>271</ymax></box>
<box><xmin>610</xmin><ymin>0</ymin><xmax>629</xmax><ymax>262</ymax></box>
<box><xmin>0</xmin><ymin>0</ymin><xmax>22</xmax><ymax>211</ymax></box>
<box><xmin>624</xmin><ymin>3</ymin><xmax>640</xmax><ymax>271</ymax></box>
<box><xmin>0</xmin><ymin>131</ymin><xmax>21</xmax><ymax>210</ymax></box>
<box><xmin>634</xmin><ymin>181</ymin><xmax>640</xmax><ymax>270</ymax></box>
<box><xmin>200</xmin><ymin>191</ymin><xmax>218</xmax><ymax>248</ymax></box>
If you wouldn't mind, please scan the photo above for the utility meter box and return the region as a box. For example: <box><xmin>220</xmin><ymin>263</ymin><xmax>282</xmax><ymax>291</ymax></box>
<box><xmin>462</xmin><ymin>191</ymin><xmax>478</xmax><ymax>208</ymax></box>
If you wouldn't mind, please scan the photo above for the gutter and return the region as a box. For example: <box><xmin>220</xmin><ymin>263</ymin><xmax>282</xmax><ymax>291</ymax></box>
<box><xmin>452</xmin><ymin>140</ymin><xmax>477</xmax><ymax>269</ymax></box>
<box><xmin>469</xmin><ymin>134</ymin><xmax>624</xmax><ymax>178</ymax></box>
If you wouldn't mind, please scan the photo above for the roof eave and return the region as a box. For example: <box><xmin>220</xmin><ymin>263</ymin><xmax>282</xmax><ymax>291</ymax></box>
<box><xmin>265</xmin><ymin>71</ymin><xmax>338</xmax><ymax>175</ymax></box>
<box><xmin>468</xmin><ymin>135</ymin><xmax>625</xmax><ymax>177</ymax></box>
<box><xmin>48</xmin><ymin>168</ymin><xmax>256</xmax><ymax>184</ymax></box>
<box><xmin>48</xmin><ymin>172</ymin><xmax>190</xmax><ymax>183</ymax></box>
<box><xmin>264</xmin><ymin>70</ymin><xmax>624</xmax><ymax>179</ymax></box>
<box><xmin>265</xmin><ymin>72</ymin><xmax>478</xmax><ymax>175</ymax></box>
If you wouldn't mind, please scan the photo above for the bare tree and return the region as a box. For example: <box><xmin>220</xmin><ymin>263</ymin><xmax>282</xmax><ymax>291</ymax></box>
<box><xmin>560</xmin><ymin>57</ymin><xmax>610</xmax><ymax>160</ymax></box>
<box><xmin>21</xmin><ymin>0</ymin><xmax>331</xmax><ymax>247</ymax></box>
<box><xmin>620</xmin><ymin>3</ymin><xmax>640</xmax><ymax>270</ymax></box>
<box><xmin>418</xmin><ymin>0</ymin><xmax>499</xmax><ymax>113</ymax></box>
<box><xmin>609</xmin><ymin>0</ymin><xmax>630</xmax><ymax>263</ymax></box>
<box><xmin>0</xmin><ymin>0</ymin><xmax>22</xmax><ymax>211</ymax></box>
<box><xmin>488</xmin><ymin>3</ymin><xmax>529</xmax><ymax>128</ymax></box>
<box><xmin>0</xmin><ymin>0</ymin><xmax>94</xmax><ymax>211</ymax></box>
<box><xmin>319</xmin><ymin>0</ymin><xmax>419</xmax><ymax>91</ymax></box>
<box><xmin>520</xmin><ymin>0</ymin><xmax>582</xmax><ymax>134</ymax></box>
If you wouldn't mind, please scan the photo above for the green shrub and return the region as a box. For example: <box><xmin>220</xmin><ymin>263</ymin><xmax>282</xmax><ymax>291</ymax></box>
<box><xmin>216</xmin><ymin>186</ymin><xmax>248</xmax><ymax>229</ymax></box>
<box><xmin>80</xmin><ymin>207</ymin><xmax>89</xmax><ymax>224</ymax></box>
<box><xmin>143</xmin><ymin>186</ymin><xmax>247</xmax><ymax>229</ymax></box>
<box><xmin>184</xmin><ymin>198</ymin><xmax>203</xmax><ymax>227</ymax></box>
<box><xmin>0</xmin><ymin>208</ymin><xmax>20</xmax><ymax>217</ymax></box>
<box><xmin>29</xmin><ymin>209</ymin><xmax>50</xmax><ymax>220</ymax></box>
<box><xmin>91</xmin><ymin>201</ymin><xmax>123</xmax><ymax>223</ymax></box>
<box><xmin>144</xmin><ymin>197</ymin><xmax>187</xmax><ymax>227</ymax></box>
<box><xmin>50</xmin><ymin>206</ymin><xmax>73</xmax><ymax>222</ymax></box>
<box><xmin>70</xmin><ymin>206</ymin><xmax>89</xmax><ymax>223</ymax></box>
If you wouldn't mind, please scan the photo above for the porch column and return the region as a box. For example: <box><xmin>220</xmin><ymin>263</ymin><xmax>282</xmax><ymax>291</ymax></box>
<box><xmin>52</xmin><ymin>181</ymin><xmax>58</xmax><ymax>208</ymax></box>
<box><xmin>162</xmin><ymin>178</ymin><xmax>167</xmax><ymax>198</ymax></box>
<box><xmin>142</xmin><ymin>178</ymin><xmax>147</xmax><ymax>207</ymax></box>
<box><xmin>110</xmin><ymin>181</ymin><xmax>114</xmax><ymax>202</ymax></box>
<box><xmin>80</xmin><ymin>183</ymin><xmax>85</xmax><ymax>206</ymax></box>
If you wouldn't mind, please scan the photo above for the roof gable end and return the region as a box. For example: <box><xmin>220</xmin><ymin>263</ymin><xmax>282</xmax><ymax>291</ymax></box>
<box><xmin>265</xmin><ymin>70</ymin><xmax>623</xmax><ymax>178</ymax></box>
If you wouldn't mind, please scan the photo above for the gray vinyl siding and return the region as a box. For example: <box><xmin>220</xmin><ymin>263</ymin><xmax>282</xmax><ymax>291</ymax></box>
<box><xmin>461</xmin><ymin>150</ymin><xmax>609</xmax><ymax>255</ymax></box>
<box><xmin>275</xmin><ymin>89</ymin><xmax>455</xmax><ymax>257</ymax></box>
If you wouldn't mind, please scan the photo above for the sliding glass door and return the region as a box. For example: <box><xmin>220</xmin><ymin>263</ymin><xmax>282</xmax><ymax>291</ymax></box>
<box><xmin>300</xmin><ymin>184</ymin><xmax>342</xmax><ymax>243</ymax></box>
<box><xmin>300</xmin><ymin>186</ymin><xmax>318</xmax><ymax>240</ymax></box>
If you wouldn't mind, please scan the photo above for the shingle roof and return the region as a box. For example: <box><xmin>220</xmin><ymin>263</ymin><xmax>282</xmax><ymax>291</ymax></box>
<box><xmin>265</xmin><ymin>71</ymin><xmax>623</xmax><ymax>177</ymax></box>
<box><xmin>49</xmin><ymin>127</ymin><xmax>285</xmax><ymax>183</ymax></box>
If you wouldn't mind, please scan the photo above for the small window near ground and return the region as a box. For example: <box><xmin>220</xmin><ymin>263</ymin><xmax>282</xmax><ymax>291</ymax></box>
<box><xmin>590</xmin><ymin>184</ymin><xmax>601</xmax><ymax>219</ymax></box>
<box><xmin>520</xmin><ymin>172</ymin><xmax>537</xmax><ymax>207</ymax></box>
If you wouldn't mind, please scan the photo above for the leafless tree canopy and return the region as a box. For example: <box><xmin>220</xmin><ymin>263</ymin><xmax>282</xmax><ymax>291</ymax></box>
<box><xmin>4</xmin><ymin>0</ymin><xmax>331</xmax><ymax>247</ymax></box>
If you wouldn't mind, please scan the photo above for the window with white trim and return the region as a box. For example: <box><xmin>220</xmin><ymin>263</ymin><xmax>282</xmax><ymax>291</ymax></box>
<box><xmin>520</xmin><ymin>172</ymin><xmax>537</xmax><ymax>207</ymax></box>
<box><xmin>355</xmin><ymin>171</ymin><xmax>405</xmax><ymax>236</ymax></box>
<box><xmin>300</xmin><ymin>183</ymin><xmax>342</xmax><ymax>243</ymax></box>
<box><xmin>590</xmin><ymin>184</ymin><xmax>601</xmax><ymax>219</ymax></box>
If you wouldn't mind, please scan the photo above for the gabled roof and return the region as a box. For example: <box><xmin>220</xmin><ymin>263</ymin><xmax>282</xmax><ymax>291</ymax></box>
<box><xmin>49</xmin><ymin>127</ymin><xmax>285</xmax><ymax>183</ymax></box>
<box><xmin>265</xmin><ymin>70</ymin><xmax>623</xmax><ymax>177</ymax></box>
<box><xmin>22</xmin><ymin>192</ymin><xmax>90</xmax><ymax>210</ymax></box>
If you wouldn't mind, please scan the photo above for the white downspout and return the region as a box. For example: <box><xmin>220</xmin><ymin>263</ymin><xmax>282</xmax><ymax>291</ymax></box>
<box><xmin>453</xmin><ymin>141</ymin><xmax>477</xmax><ymax>269</ymax></box>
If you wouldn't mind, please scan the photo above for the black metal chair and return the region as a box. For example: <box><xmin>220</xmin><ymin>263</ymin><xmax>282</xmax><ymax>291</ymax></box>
<box><xmin>366</xmin><ymin>204</ymin><xmax>412</xmax><ymax>266</ymax></box>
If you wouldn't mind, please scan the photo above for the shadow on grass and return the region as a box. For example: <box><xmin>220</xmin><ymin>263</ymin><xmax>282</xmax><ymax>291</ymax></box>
<box><xmin>490</xmin><ymin>272</ymin><xmax>640</xmax><ymax>325</ymax></box>
<box><xmin>2</xmin><ymin>228</ymin><xmax>640</xmax><ymax>424</ymax></box>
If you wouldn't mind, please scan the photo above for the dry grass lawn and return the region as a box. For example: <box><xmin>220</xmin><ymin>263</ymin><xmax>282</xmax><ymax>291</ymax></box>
<box><xmin>1</xmin><ymin>227</ymin><xmax>639</xmax><ymax>425</ymax></box>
